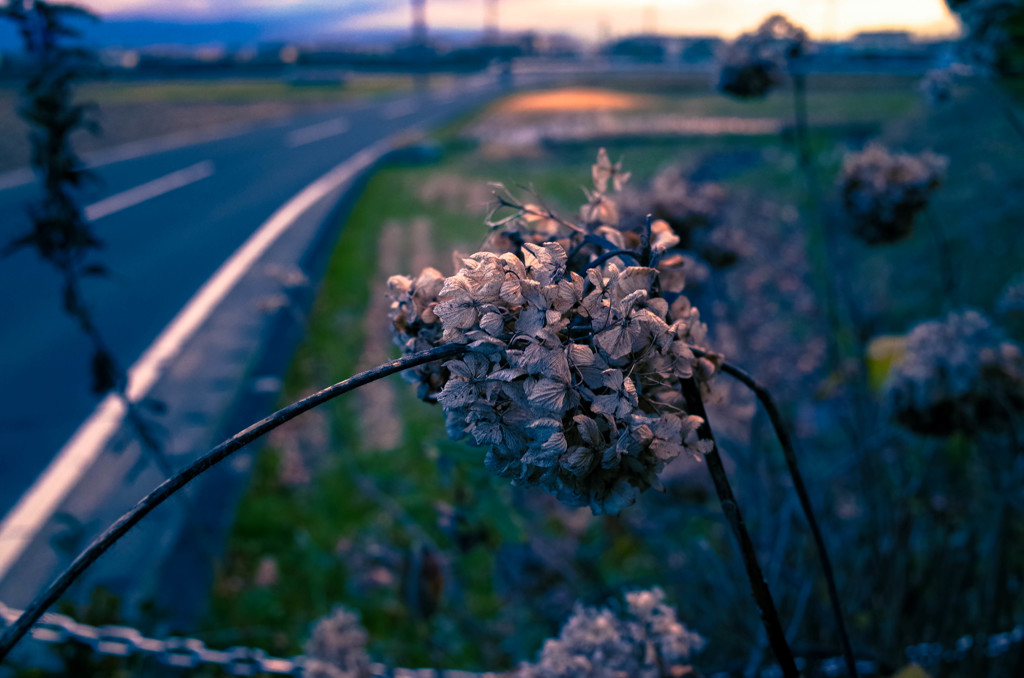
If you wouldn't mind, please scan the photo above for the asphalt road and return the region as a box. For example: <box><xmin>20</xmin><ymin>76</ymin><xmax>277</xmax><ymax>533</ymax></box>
<box><xmin>0</xmin><ymin>74</ymin><xmax>506</xmax><ymax>520</ymax></box>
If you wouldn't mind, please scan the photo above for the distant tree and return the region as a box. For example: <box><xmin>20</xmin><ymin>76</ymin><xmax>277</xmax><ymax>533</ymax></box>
<box><xmin>946</xmin><ymin>0</ymin><xmax>1024</xmax><ymax>76</ymax></box>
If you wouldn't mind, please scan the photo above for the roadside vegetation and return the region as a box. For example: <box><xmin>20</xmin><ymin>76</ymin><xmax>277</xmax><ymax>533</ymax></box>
<box><xmin>4</xmin><ymin>4</ymin><xmax>1024</xmax><ymax>677</ymax></box>
<box><xmin>196</xmin><ymin>71</ymin><xmax>1024</xmax><ymax>675</ymax></box>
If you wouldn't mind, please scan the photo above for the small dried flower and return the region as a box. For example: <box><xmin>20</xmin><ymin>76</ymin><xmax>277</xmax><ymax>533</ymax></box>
<box><xmin>839</xmin><ymin>144</ymin><xmax>948</xmax><ymax>244</ymax></box>
<box><xmin>919</xmin><ymin>68</ymin><xmax>955</xmax><ymax>107</ymax></box>
<box><xmin>389</xmin><ymin>151</ymin><xmax>720</xmax><ymax>514</ymax></box>
<box><xmin>619</xmin><ymin>165</ymin><xmax>726</xmax><ymax>246</ymax></box>
<box><xmin>388</xmin><ymin>267</ymin><xmax>448</xmax><ymax>400</ymax></box>
<box><xmin>997</xmin><ymin>273</ymin><xmax>1024</xmax><ymax>320</ymax></box>
<box><xmin>518</xmin><ymin>587</ymin><xmax>705</xmax><ymax>678</ymax></box>
<box><xmin>885</xmin><ymin>310</ymin><xmax>1024</xmax><ymax>435</ymax></box>
<box><xmin>304</xmin><ymin>606</ymin><xmax>372</xmax><ymax>678</ymax></box>
<box><xmin>716</xmin><ymin>14</ymin><xmax>808</xmax><ymax>99</ymax></box>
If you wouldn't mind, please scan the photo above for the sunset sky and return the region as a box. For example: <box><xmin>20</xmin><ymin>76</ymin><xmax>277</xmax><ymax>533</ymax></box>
<box><xmin>77</xmin><ymin>0</ymin><xmax>962</xmax><ymax>41</ymax></box>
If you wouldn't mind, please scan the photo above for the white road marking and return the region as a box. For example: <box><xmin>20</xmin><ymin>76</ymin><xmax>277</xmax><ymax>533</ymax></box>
<box><xmin>383</xmin><ymin>98</ymin><xmax>418</xmax><ymax>120</ymax></box>
<box><xmin>0</xmin><ymin>135</ymin><xmax>399</xmax><ymax>580</ymax></box>
<box><xmin>0</xmin><ymin>123</ymin><xmax>260</xmax><ymax>193</ymax></box>
<box><xmin>285</xmin><ymin>116</ymin><xmax>350</xmax><ymax>148</ymax></box>
<box><xmin>432</xmin><ymin>88</ymin><xmax>458</xmax><ymax>104</ymax></box>
<box><xmin>84</xmin><ymin>161</ymin><xmax>215</xmax><ymax>222</ymax></box>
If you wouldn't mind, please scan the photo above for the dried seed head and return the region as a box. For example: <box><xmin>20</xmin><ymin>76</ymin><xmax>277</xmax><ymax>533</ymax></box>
<box><xmin>919</xmin><ymin>68</ymin><xmax>955</xmax><ymax>107</ymax></box>
<box><xmin>839</xmin><ymin>144</ymin><xmax>947</xmax><ymax>245</ymax></box>
<box><xmin>886</xmin><ymin>310</ymin><xmax>1024</xmax><ymax>435</ymax></box>
<box><xmin>388</xmin><ymin>151</ymin><xmax>721</xmax><ymax>514</ymax></box>
<box><xmin>618</xmin><ymin>165</ymin><xmax>726</xmax><ymax>247</ymax></box>
<box><xmin>997</xmin><ymin>273</ymin><xmax>1024</xmax><ymax>321</ymax></box>
<box><xmin>518</xmin><ymin>587</ymin><xmax>705</xmax><ymax>678</ymax></box>
<box><xmin>304</xmin><ymin>606</ymin><xmax>372</xmax><ymax>678</ymax></box>
<box><xmin>716</xmin><ymin>14</ymin><xmax>808</xmax><ymax>99</ymax></box>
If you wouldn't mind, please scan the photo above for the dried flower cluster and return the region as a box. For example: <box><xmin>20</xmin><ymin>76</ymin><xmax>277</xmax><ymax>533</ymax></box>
<box><xmin>997</xmin><ymin>273</ymin><xmax>1024</xmax><ymax>319</ymax></box>
<box><xmin>839</xmin><ymin>144</ymin><xmax>948</xmax><ymax>244</ymax></box>
<box><xmin>716</xmin><ymin>14</ymin><xmax>808</xmax><ymax>99</ymax></box>
<box><xmin>518</xmin><ymin>587</ymin><xmax>705</xmax><ymax>678</ymax></box>
<box><xmin>389</xmin><ymin>150</ymin><xmax>719</xmax><ymax>514</ymax></box>
<box><xmin>919</xmin><ymin>68</ymin><xmax>955</xmax><ymax>107</ymax></box>
<box><xmin>618</xmin><ymin>164</ymin><xmax>726</xmax><ymax>246</ymax></box>
<box><xmin>304</xmin><ymin>606</ymin><xmax>373</xmax><ymax>678</ymax></box>
<box><xmin>886</xmin><ymin>310</ymin><xmax>1024</xmax><ymax>435</ymax></box>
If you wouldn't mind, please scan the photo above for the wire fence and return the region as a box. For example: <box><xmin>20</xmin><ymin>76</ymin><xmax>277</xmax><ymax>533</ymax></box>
<box><xmin>2</xmin><ymin>600</ymin><xmax>1023</xmax><ymax>677</ymax></box>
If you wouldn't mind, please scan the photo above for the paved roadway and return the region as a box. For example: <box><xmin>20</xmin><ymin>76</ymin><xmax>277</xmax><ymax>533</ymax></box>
<box><xmin>0</xmin><ymin>74</ymin><xmax>508</xmax><ymax>520</ymax></box>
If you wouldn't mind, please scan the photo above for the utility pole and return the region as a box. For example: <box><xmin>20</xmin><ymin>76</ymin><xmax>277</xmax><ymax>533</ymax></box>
<box><xmin>643</xmin><ymin>4</ymin><xmax>657</xmax><ymax>35</ymax></box>
<box><xmin>484</xmin><ymin>0</ymin><xmax>499</xmax><ymax>45</ymax></box>
<box><xmin>411</xmin><ymin>0</ymin><xmax>427</xmax><ymax>48</ymax></box>
<box><xmin>410</xmin><ymin>0</ymin><xmax>429</xmax><ymax>91</ymax></box>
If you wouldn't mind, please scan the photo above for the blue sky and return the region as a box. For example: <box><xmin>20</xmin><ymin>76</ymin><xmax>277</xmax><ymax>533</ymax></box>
<box><xmin>78</xmin><ymin>0</ymin><xmax>962</xmax><ymax>42</ymax></box>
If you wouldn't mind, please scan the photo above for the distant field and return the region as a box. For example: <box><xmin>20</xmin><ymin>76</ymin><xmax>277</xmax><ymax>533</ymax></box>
<box><xmin>81</xmin><ymin>75</ymin><xmax>411</xmax><ymax>104</ymax></box>
<box><xmin>0</xmin><ymin>74</ymin><xmax>415</xmax><ymax>172</ymax></box>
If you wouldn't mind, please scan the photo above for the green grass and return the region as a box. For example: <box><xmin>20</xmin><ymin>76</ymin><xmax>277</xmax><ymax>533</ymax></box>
<box><xmin>201</xmin><ymin>167</ymin><xmax>523</xmax><ymax>667</ymax></box>
<box><xmin>82</xmin><ymin>75</ymin><xmax>411</xmax><ymax>105</ymax></box>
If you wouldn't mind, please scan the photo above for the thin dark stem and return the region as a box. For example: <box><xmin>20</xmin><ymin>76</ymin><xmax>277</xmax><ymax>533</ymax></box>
<box><xmin>0</xmin><ymin>343</ymin><xmax>466</xmax><ymax>663</ymax></box>
<box><xmin>680</xmin><ymin>377</ymin><xmax>799</xmax><ymax>678</ymax></box>
<box><xmin>584</xmin><ymin>249</ymin><xmax>643</xmax><ymax>270</ymax></box>
<box><xmin>70</xmin><ymin>273</ymin><xmax>219</xmax><ymax>558</ymax></box>
<box><xmin>788</xmin><ymin>64</ymin><xmax>845</xmax><ymax>377</ymax></box>
<box><xmin>703</xmin><ymin>354</ymin><xmax>858</xmax><ymax>678</ymax></box>
<box><xmin>791</xmin><ymin>68</ymin><xmax>813</xmax><ymax>173</ymax></box>
<box><xmin>925</xmin><ymin>206</ymin><xmax>958</xmax><ymax>310</ymax></box>
<box><xmin>984</xmin><ymin>79</ymin><xmax>1024</xmax><ymax>147</ymax></box>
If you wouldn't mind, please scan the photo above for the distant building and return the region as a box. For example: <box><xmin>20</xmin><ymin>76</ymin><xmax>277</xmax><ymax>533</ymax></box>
<box><xmin>679</xmin><ymin>36</ymin><xmax>724</xmax><ymax>64</ymax></box>
<box><xmin>529</xmin><ymin>32</ymin><xmax>582</xmax><ymax>58</ymax></box>
<box><xmin>851</xmin><ymin>31</ymin><xmax>917</xmax><ymax>51</ymax></box>
<box><xmin>849</xmin><ymin>31</ymin><xmax>916</xmax><ymax>53</ymax></box>
<box><xmin>604</xmin><ymin>35</ymin><xmax>667</xmax><ymax>62</ymax></box>
<box><xmin>602</xmin><ymin>34</ymin><xmax>724</xmax><ymax>64</ymax></box>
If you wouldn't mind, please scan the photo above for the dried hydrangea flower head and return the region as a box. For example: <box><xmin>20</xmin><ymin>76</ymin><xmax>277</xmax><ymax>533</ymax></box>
<box><xmin>304</xmin><ymin>606</ymin><xmax>372</xmax><ymax>678</ymax></box>
<box><xmin>618</xmin><ymin>164</ymin><xmax>726</xmax><ymax>247</ymax></box>
<box><xmin>388</xmin><ymin>267</ymin><xmax>448</xmax><ymax>400</ymax></box>
<box><xmin>919</xmin><ymin>68</ymin><xmax>955</xmax><ymax>107</ymax></box>
<box><xmin>518</xmin><ymin>587</ymin><xmax>705</xmax><ymax>678</ymax></box>
<box><xmin>388</xmin><ymin>150</ymin><xmax>720</xmax><ymax>515</ymax></box>
<box><xmin>885</xmin><ymin>310</ymin><xmax>1024</xmax><ymax>435</ymax></box>
<box><xmin>716</xmin><ymin>14</ymin><xmax>808</xmax><ymax>99</ymax></box>
<box><xmin>997</xmin><ymin>273</ymin><xmax>1024</xmax><ymax>321</ymax></box>
<box><xmin>839</xmin><ymin>144</ymin><xmax>948</xmax><ymax>244</ymax></box>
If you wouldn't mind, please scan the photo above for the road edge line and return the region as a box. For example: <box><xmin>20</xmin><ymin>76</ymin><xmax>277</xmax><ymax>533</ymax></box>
<box><xmin>0</xmin><ymin>135</ymin><xmax>397</xmax><ymax>580</ymax></box>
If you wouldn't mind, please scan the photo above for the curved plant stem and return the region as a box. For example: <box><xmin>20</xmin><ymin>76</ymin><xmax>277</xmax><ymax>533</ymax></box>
<box><xmin>0</xmin><ymin>343</ymin><xmax>466</xmax><ymax>663</ymax></box>
<box><xmin>697</xmin><ymin>350</ymin><xmax>858</xmax><ymax>678</ymax></box>
<box><xmin>790</xmin><ymin>67</ymin><xmax>813</xmax><ymax>173</ymax></box>
<box><xmin>680</xmin><ymin>377</ymin><xmax>799</xmax><ymax>678</ymax></box>
<box><xmin>925</xmin><ymin>206</ymin><xmax>958</xmax><ymax>310</ymax></box>
<box><xmin>983</xmin><ymin>78</ymin><xmax>1024</xmax><ymax>147</ymax></box>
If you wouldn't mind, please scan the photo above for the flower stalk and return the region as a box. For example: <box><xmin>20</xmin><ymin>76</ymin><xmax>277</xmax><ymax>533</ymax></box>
<box><xmin>680</xmin><ymin>377</ymin><xmax>799</xmax><ymax>678</ymax></box>
<box><xmin>703</xmin><ymin>353</ymin><xmax>859</xmax><ymax>678</ymax></box>
<box><xmin>0</xmin><ymin>344</ymin><xmax>467</xmax><ymax>663</ymax></box>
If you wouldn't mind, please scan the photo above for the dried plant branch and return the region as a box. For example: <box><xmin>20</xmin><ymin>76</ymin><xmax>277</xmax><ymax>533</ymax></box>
<box><xmin>680</xmin><ymin>377</ymin><xmax>799</xmax><ymax>678</ymax></box>
<box><xmin>0</xmin><ymin>343</ymin><xmax>467</xmax><ymax>663</ymax></box>
<box><xmin>695</xmin><ymin>349</ymin><xmax>858</xmax><ymax>678</ymax></box>
<box><xmin>1</xmin><ymin>0</ymin><xmax>215</xmax><ymax>554</ymax></box>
